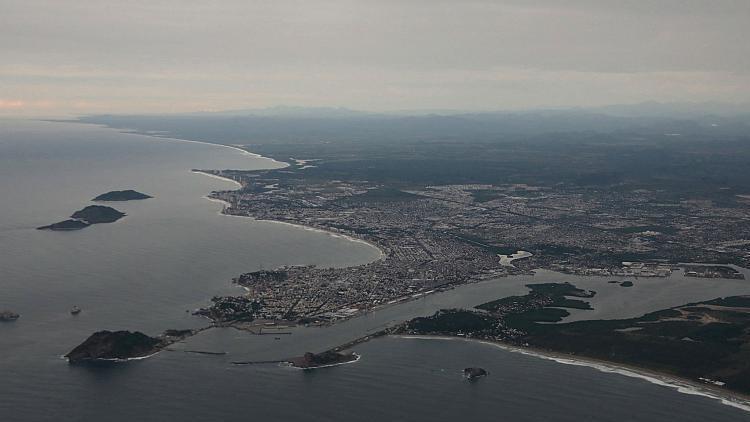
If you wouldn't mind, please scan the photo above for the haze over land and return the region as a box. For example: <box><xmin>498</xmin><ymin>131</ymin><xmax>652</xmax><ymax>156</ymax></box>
<box><xmin>2</xmin><ymin>0</ymin><xmax>750</xmax><ymax>116</ymax></box>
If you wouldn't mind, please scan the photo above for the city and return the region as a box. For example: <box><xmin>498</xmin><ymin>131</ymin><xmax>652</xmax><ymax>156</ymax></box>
<box><xmin>194</xmin><ymin>160</ymin><xmax>748</xmax><ymax>324</ymax></box>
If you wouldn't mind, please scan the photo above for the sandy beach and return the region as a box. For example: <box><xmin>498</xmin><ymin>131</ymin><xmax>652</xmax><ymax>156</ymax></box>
<box><xmin>192</xmin><ymin>169</ymin><xmax>244</xmax><ymax>188</ymax></box>
<box><xmin>393</xmin><ymin>335</ymin><xmax>750</xmax><ymax>413</ymax></box>
<box><xmin>192</xmin><ymin>167</ymin><xmax>387</xmax><ymax>261</ymax></box>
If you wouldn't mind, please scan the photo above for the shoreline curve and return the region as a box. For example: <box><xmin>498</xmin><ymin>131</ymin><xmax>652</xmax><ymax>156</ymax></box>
<box><xmin>191</xmin><ymin>170</ymin><xmax>386</xmax><ymax>262</ymax></box>
<box><xmin>394</xmin><ymin>335</ymin><xmax>750</xmax><ymax>413</ymax></box>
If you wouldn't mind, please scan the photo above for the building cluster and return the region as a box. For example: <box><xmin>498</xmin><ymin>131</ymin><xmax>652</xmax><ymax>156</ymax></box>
<box><xmin>195</xmin><ymin>166</ymin><xmax>750</xmax><ymax>323</ymax></box>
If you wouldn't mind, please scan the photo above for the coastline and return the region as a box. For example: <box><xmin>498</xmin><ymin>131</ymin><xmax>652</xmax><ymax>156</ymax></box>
<box><xmin>285</xmin><ymin>353</ymin><xmax>362</xmax><ymax>370</ymax></box>
<box><xmin>68</xmin><ymin>121</ymin><xmax>286</xmax><ymax>164</ymax></box>
<box><xmin>202</xmin><ymin>196</ymin><xmax>233</xmax><ymax>207</ymax></box>
<box><xmin>59</xmin><ymin>350</ymin><xmax>163</xmax><ymax>363</ymax></box>
<box><xmin>393</xmin><ymin>335</ymin><xmax>750</xmax><ymax>413</ymax></box>
<box><xmin>203</xmin><ymin>197</ymin><xmax>387</xmax><ymax>262</ymax></box>
<box><xmin>192</xmin><ymin>167</ymin><xmax>387</xmax><ymax>262</ymax></box>
<box><xmin>153</xmin><ymin>136</ymin><xmax>280</xmax><ymax>163</ymax></box>
<box><xmin>251</xmin><ymin>218</ymin><xmax>386</xmax><ymax>261</ymax></box>
<box><xmin>81</xmin><ymin>122</ymin><xmax>750</xmax><ymax>414</ymax></box>
<box><xmin>192</xmin><ymin>170</ymin><xmax>243</xmax><ymax>188</ymax></box>
<box><xmin>127</xmin><ymin>127</ymin><xmax>289</xmax><ymax>164</ymax></box>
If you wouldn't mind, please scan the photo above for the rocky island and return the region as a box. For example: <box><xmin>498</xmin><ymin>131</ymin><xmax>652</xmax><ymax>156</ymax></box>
<box><xmin>38</xmin><ymin>205</ymin><xmax>125</xmax><ymax>231</ymax></box>
<box><xmin>93</xmin><ymin>190</ymin><xmax>152</xmax><ymax>201</ymax></box>
<box><xmin>193</xmin><ymin>296</ymin><xmax>262</xmax><ymax>323</ymax></box>
<box><xmin>65</xmin><ymin>330</ymin><xmax>161</xmax><ymax>363</ymax></box>
<box><xmin>71</xmin><ymin>205</ymin><xmax>126</xmax><ymax>223</ymax></box>
<box><xmin>36</xmin><ymin>219</ymin><xmax>90</xmax><ymax>231</ymax></box>
<box><xmin>65</xmin><ymin>329</ymin><xmax>196</xmax><ymax>363</ymax></box>
<box><xmin>288</xmin><ymin>351</ymin><xmax>359</xmax><ymax>369</ymax></box>
<box><xmin>463</xmin><ymin>367</ymin><xmax>488</xmax><ymax>380</ymax></box>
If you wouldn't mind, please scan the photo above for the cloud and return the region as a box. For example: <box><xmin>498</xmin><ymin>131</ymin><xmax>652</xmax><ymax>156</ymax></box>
<box><xmin>1</xmin><ymin>1</ymin><xmax>748</xmax><ymax>115</ymax></box>
<box><xmin>0</xmin><ymin>99</ymin><xmax>26</xmax><ymax>109</ymax></box>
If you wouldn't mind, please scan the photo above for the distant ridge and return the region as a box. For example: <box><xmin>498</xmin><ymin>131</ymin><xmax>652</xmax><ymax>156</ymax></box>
<box><xmin>85</xmin><ymin>101</ymin><xmax>750</xmax><ymax>120</ymax></box>
<box><xmin>169</xmin><ymin>105</ymin><xmax>373</xmax><ymax>119</ymax></box>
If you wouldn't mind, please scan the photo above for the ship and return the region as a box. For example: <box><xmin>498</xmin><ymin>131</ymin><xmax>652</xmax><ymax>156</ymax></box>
<box><xmin>70</xmin><ymin>306</ymin><xmax>82</xmax><ymax>315</ymax></box>
<box><xmin>0</xmin><ymin>310</ymin><xmax>20</xmax><ymax>321</ymax></box>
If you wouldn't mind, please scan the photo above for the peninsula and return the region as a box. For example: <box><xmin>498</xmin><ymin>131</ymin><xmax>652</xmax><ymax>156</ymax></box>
<box><xmin>397</xmin><ymin>286</ymin><xmax>750</xmax><ymax>396</ymax></box>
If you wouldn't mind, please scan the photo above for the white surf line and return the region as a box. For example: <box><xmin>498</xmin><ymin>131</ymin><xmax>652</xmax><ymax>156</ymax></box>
<box><xmin>394</xmin><ymin>335</ymin><xmax>750</xmax><ymax>413</ymax></box>
<box><xmin>169</xmin><ymin>137</ymin><xmax>263</xmax><ymax>158</ymax></box>
<box><xmin>127</xmin><ymin>127</ymin><xmax>288</xmax><ymax>164</ymax></box>
<box><xmin>78</xmin><ymin>122</ymin><xmax>282</xmax><ymax>164</ymax></box>
<box><xmin>58</xmin><ymin>350</ymin><xmax>163</xmax><ymax>363</ymax></box>
<box><xmin>254</xmin><ymin>219</ymin><xmax>386</xmax><ymax>260</ymax></box>
<box><xmin>206</xmin><ymin>208</ymin><xmax>386</xmax><ymax>262</ymax></box>
<box><xmin>285</xmin><ymin>353</ymin><xmax>361</xmax><ymax>370</ymax></box>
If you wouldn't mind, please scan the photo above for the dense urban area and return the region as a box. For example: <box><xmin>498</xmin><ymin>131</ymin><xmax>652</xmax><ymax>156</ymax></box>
<box><xmin>83</xmin><ymin>112</ymin><xmax>750</xmax><ymax>326</ymax></box>
<box><xmin>194</xmin><ymin>156</ymin><xmax>748</xmax><ymax>323</ymax></box>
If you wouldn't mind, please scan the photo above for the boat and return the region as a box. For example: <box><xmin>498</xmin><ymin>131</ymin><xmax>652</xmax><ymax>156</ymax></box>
<box><xmin>70</xmin><ymin>306</ymin><xmax>82</xmax><ymax>315</ymax></box>
<box><xmin>0</xmin><ymin>310</ymin><xmax>20</xmax><ymax>321</ymax></box>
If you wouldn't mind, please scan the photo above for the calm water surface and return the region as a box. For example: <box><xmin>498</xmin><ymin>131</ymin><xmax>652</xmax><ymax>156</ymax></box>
<box><xmin>1</xmin><ymin>120</ymin><xmax>748</xmax><ymax>421</ymax></box>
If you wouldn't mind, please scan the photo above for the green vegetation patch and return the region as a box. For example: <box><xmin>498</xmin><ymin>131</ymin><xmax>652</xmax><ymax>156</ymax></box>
<box><xmin>550</xmin><ymin>297</ymin><xmax>593</xmax><ymax>310</ymax></box>
<box><xmin>704</xmin><ymin>297</ymin><xmax>750</xmax><ymax>308</ymax></box>
<box><xmin>506</xmin><ymin>308</ymin><xmax>571</xmax><ymax>329</ymax></box>
<box><xmin>406</xmin><ymin>309</ymin><xmax>495</xmax><ymax>335</ymax></box>
<box><xmin>475</xmin><ymin>295</ymin><xmax>529</xmax><ymax>312</ymax></box>
<box><xmin>527</xmin><ymin>282</ymin><xmax>596</xmax><ymax>298</ymax></box>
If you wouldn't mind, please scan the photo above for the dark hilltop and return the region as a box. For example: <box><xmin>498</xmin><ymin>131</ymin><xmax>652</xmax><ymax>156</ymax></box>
<box><xmin>38</xmin><ymin>205</ymin><xmax>126</xmax><ymax>231</ymax></box>
<box><xmin>65</xmin><ymin>329</ymin><xmax>197</xmax><ymax>363</ymax></box>
<box><xmin>93</xmin><ymin>190</ymin><xmax>152</xmax><ymax>201</ymax></box>
<box><xmin>65</xmin><ymin>330</ymin><xmax>161</xmax><ymax>363</ymax></box>
<box><xmin>463</xmin><ymin>367</ymin><xmax>488</xmax><ymax>380</ymax></box>
<box><xmin>71</xmin><ymin>205</ymin><xmax>126</xmax><ymax>223</ymax></box>
<box><xmin>288</xmin><ymin>351</ymin><xmax>359</xmax><ymax>369</ymax></box>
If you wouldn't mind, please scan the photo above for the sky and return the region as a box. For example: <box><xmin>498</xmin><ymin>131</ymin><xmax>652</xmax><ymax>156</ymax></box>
<box><xmin>1</xmin><ymin>0</ymin><xmax>749</xmax><ymax>116</ymax></box>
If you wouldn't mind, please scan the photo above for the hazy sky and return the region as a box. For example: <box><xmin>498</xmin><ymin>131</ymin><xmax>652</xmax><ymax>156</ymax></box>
<box><xmin>2</xmin><ymin>0</ymin><xmax>749</xmax><ymax>116</ymax></box>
